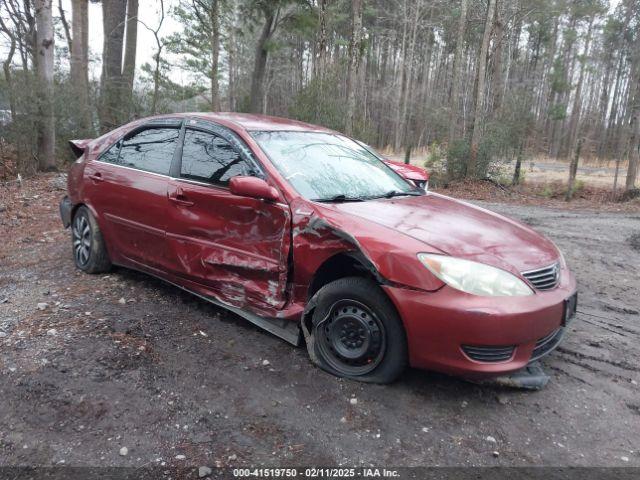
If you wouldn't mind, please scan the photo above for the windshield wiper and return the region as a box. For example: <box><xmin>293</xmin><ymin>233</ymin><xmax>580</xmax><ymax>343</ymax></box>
<box><xmin>314</xmin><ymin>194</ymin><xmax>365</xmax><ymax>203</ymax></box>
<box><xmin>378</xmin><ymin>190</ymin><xmax>423</xmax><ymax>199</ymax></box>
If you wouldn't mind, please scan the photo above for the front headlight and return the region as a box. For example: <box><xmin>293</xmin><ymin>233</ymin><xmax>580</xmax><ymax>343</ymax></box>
<box><xmin>418</xmin><ymin>253</ymin><xmax>534</xmax><ymax>297</ymax></box>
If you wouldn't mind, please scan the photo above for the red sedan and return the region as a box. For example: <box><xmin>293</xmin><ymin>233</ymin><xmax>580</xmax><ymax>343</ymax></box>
<box><xmin>355</xmin><ymin>140</ymin><xmax>430</xmax><ymax>190</ymax></box>
<box><xmin>60</xmin><ymin>113</ymin><xmax>577</xmax><ymax>384</ymax></box>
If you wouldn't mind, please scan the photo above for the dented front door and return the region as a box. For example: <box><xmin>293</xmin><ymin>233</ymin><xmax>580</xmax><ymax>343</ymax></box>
<box><xmin>165</xmin><ymin>125</ymin><xmax>291</xmax><ymax>312</ymax></box>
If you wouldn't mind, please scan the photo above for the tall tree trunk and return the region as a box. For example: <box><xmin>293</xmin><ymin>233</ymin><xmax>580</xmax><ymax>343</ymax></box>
<box><xmin>601</xmin><ymin>52</ymin><xmax>624</xmax><ymax>159</ymax></box>
<box><xmin>100</xmin><ymin>0</ymin><xmax>127</xmax><ymax>131</ymax></box>
<box><xmin>314</xmin><ymin>0</ymin><xmax>328</xmax><ymax>82</ymax></box>
<box><xmin>512</xmin><ymin>140</ymin><xmax>524</xmax><ymax>185</ymax></box>
<box><xmin>542</xmin><ymin>18</ymin><xmax>559</xmax><ymax>152</ymax></box>
<box><xmin>249</xmin><ymin>7</ymin><xmax>275</xmax><ymax>113</ymax></box>
<box><xmin>35</xmin><ymin>0</ymin><xmax>56</xmax><ymax>171</ymax></box>
<box><xmin>490</xmin><ymin>0</ymin><xmax>504</xmax><ymax>113</ymax></box>
<box><xmin>393</xmin><ymin>1</ymin><xmax>408</xmax><ymax>151</ymax></box>
<box><xmin>227</xmin><ymin>2</ymin><xmax>239</xmax><ymax>111</ymax></box>
<box><xmin>395</xmin><ymin>0</ymin><xmax>421</xmax><ymax>151</ymax></box>
<box><xmin>566</xmin><ymin>18</ymin><xmax>594</xmax><ymax>157</ymax></box>
<box><xmin>122</xmin><ymin>0</ymin><xmax>138</xmax><ymax>119</ymax></box>
<box><xmin>548</xmin><ymin>15</ymin><xmax>577</xmax><ymax>158</ymax></box>
<box><xmin>565</xmin><ymin>137</ymin><xmax>582</xmax><ymax>201</ymax></box>
<box><xmin>210</xmin><ymin>0</ymin><xmax>220</xmax><ymax>110</ymax></box>
<box><xmin>70</xmin><ymin>0</ymin><xmax>91</xmax><ymax>133</ymax></box>
<box><xmin>345</xmin><ymin>0</ymin><xmax>364</xmax><ymax>136</ymax></box>
<box><xmin>58</xmin><ymin>0</ymin><xmax>71</xmax><ymax>51</ymax></box>
<box><xmin>625</xmin><ymin>71</ymin><xmax>640</xmax><ymax>191</ymax></box>
<box><xmin>447</xmin><ymin>0</ymin><xmax>467</xmax><ymax>177</ymax></box>
<box><xmin>0</xmin><ymin>20</ymin><xmax>17</xmax><ymax>121</ymax></box>
<box><xmin>595</xmin><ymin>54</ymin><xmax>614</xmax><ymax>158</ymax></box>
<box><xmin>466</xmin><ymin>0</ymin><xmax>496</xmax><ymax>178</ymax></box>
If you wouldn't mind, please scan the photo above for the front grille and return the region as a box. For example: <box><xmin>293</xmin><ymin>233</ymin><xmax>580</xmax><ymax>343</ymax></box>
<box><xmin>531</xmin><ymin>327</ymin><xmax>565</xmax><ymax>361</ymax></box>
<box><xmin>522</xmin><ymin>262</ymin><xmax>560</xmax><ymax>291</ymax></box>
<box><xmin>462</xmin><ymin>345</ymin><xmax>515</xmax><ymax>363</ymax></box>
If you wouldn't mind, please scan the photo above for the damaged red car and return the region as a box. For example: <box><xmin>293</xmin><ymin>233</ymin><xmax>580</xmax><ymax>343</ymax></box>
<box><xmin>60</xmin><ymin>113</ymin><xmax>577</xmax><ymax>384</ymax></box>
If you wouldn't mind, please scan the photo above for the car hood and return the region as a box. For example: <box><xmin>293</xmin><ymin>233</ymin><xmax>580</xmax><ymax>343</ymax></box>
<box><xmin>324</xmin><ymin>193</ymin><xmax>559</xmax><ymax>274</ymax></box>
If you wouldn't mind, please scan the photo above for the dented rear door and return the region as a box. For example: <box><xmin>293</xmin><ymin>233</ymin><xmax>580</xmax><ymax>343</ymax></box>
<box><xmin>165</xmin><ymin>123</ymin><xmax>291</xmax><ymax>312</ymax></box>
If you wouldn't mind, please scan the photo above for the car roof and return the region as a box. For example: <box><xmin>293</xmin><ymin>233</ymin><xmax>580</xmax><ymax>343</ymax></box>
<box><xmin>181</xmin><ymin>112</ymin><xmax>337</xmax><ymax>134</ymax></box>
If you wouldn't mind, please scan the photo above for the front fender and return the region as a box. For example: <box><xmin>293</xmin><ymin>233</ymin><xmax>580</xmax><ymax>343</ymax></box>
<box><xmin>290</xmin><ymin>199</ymin><xmax>444</xmax><ymax>294</ymax></box>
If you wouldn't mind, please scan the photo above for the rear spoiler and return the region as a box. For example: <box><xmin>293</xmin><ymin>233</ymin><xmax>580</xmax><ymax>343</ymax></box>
<box><xmin>68</xmin><ymin>139</ymin><xmax>92</xmax><ymax>159</ymax></box>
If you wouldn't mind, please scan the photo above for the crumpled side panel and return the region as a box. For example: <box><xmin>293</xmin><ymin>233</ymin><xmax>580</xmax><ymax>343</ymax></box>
<box><xmin>289</xmin><ymin>199</ymin><xmax>444</xmax><ymax>307</ymax></box>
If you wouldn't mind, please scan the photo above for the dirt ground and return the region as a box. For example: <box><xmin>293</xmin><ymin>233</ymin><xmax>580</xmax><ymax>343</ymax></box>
<box><xmin>1</xmin><ymin>174</ymin><xmax>639</xmax><ymax>471</ymax></box>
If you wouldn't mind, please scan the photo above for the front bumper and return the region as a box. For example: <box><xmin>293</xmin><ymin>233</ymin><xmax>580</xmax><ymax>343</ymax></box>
<box><xmin>59</xmin><ymin>196</ymin><xmax>72</xmax><ymax>228</ymax></box>
<box><xmin>383</xmin><ymin>269</ymin><xmax>577</xmax><ymax>378</ymax></box>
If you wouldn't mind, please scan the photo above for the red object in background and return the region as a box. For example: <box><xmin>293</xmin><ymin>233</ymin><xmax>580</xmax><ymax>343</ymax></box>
<box><xmin>352</xmin><ymin>139</ymin><xmax>430</xmax><ymax>189</ymax></box>
<box><xmin>61</xmin><ymin>113</ymin><xmax>576</xmax><ymax>383</ymax></box>
<box><xmin>383</xmin><ymin>159</ymin><xmax>430</xmax><ymax>187</ymax></box>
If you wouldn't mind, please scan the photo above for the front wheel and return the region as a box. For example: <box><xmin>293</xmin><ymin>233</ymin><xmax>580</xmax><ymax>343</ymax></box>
<box><xmin>305</xmin><ymin>277</ymin><xmax>408</xmax><ymax>384</ymax></box>
<box><xmin>71</xmin><ymin>206</ymin><xmax>112</xmax><ymax>274</ymax></box>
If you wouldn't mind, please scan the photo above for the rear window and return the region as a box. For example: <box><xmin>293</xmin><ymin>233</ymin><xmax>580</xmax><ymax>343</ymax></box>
<box><xmin>100</xmin><ymin>127</ymin><xmax>179</xmax><ymax>175</ymax></box>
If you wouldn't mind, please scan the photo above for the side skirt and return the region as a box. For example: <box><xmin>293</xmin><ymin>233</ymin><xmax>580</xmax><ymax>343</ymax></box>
<box><xmin>115</xmin><ymin>262</ymin><xmax>302</xmax><ymax>346</ymax></box>
<box><xmin>185</xmin><ymin>286</ymin><xmax>302</xmax><ymax>347</ymax></box>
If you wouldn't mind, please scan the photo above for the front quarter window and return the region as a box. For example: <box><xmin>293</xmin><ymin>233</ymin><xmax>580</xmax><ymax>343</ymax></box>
<box><xmin>251</xmin><ymin>131</ymin><xmax>418</xmax><ymax>201</ymax></box>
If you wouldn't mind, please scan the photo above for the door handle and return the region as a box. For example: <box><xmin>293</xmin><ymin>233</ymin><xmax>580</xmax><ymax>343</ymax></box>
<box><xmin>89</xmin><ymin>172</ymin><xmax>103</xmax><ymax>182</ymax></box>
<box><xmin>169</xmin><ymin>196</ymin><xmax>194</xmax><ymax>207</ymax></box>
<box><xmin>169</xmin><ymin>188</ymin><xmax>194</xmax><ymax>207</ymax></box>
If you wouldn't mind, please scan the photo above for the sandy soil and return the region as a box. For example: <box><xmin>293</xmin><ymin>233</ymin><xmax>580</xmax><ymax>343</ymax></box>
<box><xmin>0</xmin><ymin>175</ymin><xmax>639</xmax><ymax>471</ymax></box>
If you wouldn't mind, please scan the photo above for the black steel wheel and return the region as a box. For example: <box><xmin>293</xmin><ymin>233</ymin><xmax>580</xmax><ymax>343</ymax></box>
<box><xmin>305</xmin><ymin>277</ymin><xmax>407</xmax><ymax>384</ymax></box>
<box><xmin>316</xmin><ymin>299</ymin><xmax>386</xmax><ymax>376</ymax></box>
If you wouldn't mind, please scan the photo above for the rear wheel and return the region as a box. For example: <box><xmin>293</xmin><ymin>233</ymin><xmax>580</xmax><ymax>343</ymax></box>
<box><xmin>71</xmin><ymin>206</ymin><xmax>111</xmax><ymax>273</ymax></box>
<box><xmin>305</xmin><ymin>277</ymin><xmax>407</xmax><ymax>383</ymax></box>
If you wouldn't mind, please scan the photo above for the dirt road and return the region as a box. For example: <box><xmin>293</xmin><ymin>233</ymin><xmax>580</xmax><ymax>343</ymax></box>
<box><xmin>1</xmin><ymin>176</ymin><xmax>639</xmax><ymax>470</ymax></box>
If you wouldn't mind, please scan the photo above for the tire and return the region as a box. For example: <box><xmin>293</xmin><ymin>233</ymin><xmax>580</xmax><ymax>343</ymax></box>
<box><xmin>304</xmin><ymin>277</ymin><xmax>408</xmax><ymax>384</ymax></box>
<box><xmin>71</xmin><ymin>206</ymin><xmax>112</xmax><ymax>274</ymax></box>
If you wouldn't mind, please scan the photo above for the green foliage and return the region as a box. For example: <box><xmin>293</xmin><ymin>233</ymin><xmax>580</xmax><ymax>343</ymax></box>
<box><xmin>289</xmin><ymin>75</ymin><xmax>345</xmax><ymax>131</ymax></box>
<box><xmin>446</xmin><ymin>87</ymin><xmax>536</xmax><ymax>181</ymax></box>
<box><xmin>1</xmin><ymin>0</ymin><xmax>634</xmax><ymax>177</ymax></box>
<box><xmin>138</xmin><ymin>60</ymin><xmax>207</xmax><ymax>113</ymax></box>
<box><xmin>1</xmin><ymin>70</ymin><xmax>39</xmax><ymax>174</ymax></box>
<box><xmin>288</xmin><ymin>69</ymin><xmax>372</xmax><ymax>141</ymax></box>
<box><xmin>1</xmin><ymin>68</ymin><xmax>101</xmax><ymax>172</ymax></box>
<box><xmin>571</xmin><ymin>0</ymin><xmax>608</xmax><ymax>20</ymax></box>
<box><xmin>446</xmin><ymin>138</ymin><xmax>470</xmax><ymax>179</ymax></box>
<box><xmin>423</xmin><ymin>141</ymin><xmax>447</xmax><ymax>186</ymax></box>
<box><xmin>493</xmin><ymin>163</ymin><xmax>526</xmax><ymax>186</ymax></box>
<box><xmin>569</xmin><ymin>179</ymin><xmax>586</xmax><ymax>197</ymax></box>
<box><xmin>52</xmin><ymin>72</ymin><xmax>97</xmax><ymax>162</ymax></box>
<box><xmin>549</xmin><ymin>103</ymin><xmax>567</xmax><ymax>121</ymax></box>
<box><xmin>550</xmin><ymin>59</ymin><xmax>570</xmax><ymax>94</ymax></box>
<box><xmin>239</xmin><ymin>0</ymin><xmax>314</xmax><ymax>37</ymax></box>
<box><xmin>541</xmin><ymin>184</ymin><xmax>555</xmax><ymax>198</ymax></box>
<box><xmin>166</xmin><ymin>1</ymin><xmax>219</xmax><ymax>83</ymax></box>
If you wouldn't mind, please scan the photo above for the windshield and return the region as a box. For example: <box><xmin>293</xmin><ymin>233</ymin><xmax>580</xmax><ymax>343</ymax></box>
<box><xmin>251</xmin><ymin>131</ymin><xmax>418</xmax><ymax>201</ymax></box>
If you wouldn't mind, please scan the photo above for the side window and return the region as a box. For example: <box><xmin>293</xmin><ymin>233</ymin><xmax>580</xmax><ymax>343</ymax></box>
<box><xmin>99</xmin><ymin>140</ymin><xmax>121</xmax><ymax>164</ymax></box>
<box><xmin>117</xmin><ymin>128</ymin><xmax>179</xmax><ymax>175</ymax></box>
<box><xmin>180</xmin><ymin>129</ymin><xmax>254</xmax><ymax>185</ymax></box>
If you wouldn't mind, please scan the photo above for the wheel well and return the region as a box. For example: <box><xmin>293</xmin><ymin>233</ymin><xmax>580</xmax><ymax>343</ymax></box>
<box><xmin>71</xmin><ymin>202</ymin><xmax>84</xmax><ymax>220</ymax></box>
<box><xmin>307</xmin><ymin>252</ymin><xmax>377</xmax><ymax>300</ymax></box>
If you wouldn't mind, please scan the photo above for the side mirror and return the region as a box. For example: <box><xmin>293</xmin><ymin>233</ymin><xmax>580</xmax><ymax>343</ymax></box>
<box><xmin>229</xmin><ymin>176</ymin><xmax>280</xmax><ymax>202</ymax></box>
